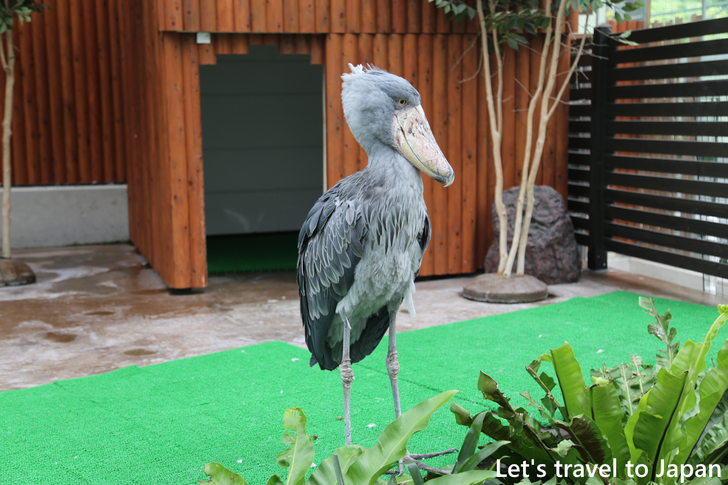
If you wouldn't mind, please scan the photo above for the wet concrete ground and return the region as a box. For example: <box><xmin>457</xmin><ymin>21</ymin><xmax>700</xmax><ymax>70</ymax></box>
<box><xmin>0</xmin><ymin>243</ymin><xmax>724</xmax><ymax>391</ymax></box>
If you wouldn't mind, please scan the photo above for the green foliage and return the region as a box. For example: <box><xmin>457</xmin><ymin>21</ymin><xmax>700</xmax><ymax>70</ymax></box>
<box><xmin>202</xmin><ymin>390</ymin><xmax>502</xmax><ymax>485</ymax></box>
<box><xmin>0</xmin><ymin>0</ymin><xmax>48</xmax><ymax>34</ymax></box>
<box><xmin>428</xmin><ymin>0</ymin><xmax>643</xmax><ymax>52</ymax></box>
<box><xmin>452</xmin><ymin>298</ymin><xmax>728</xmax><ymax>485</ymax></box>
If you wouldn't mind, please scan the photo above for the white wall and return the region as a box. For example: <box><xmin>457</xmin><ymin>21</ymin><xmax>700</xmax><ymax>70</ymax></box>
<box><xmin>200</xmin><ymin>46</ymin><xmax>325</xmax><ymax>236</ymax></box>
<box><xmin>0</xmin><ymin>184</ymin><xmax>129</xmax><ymax>249</ymax></box>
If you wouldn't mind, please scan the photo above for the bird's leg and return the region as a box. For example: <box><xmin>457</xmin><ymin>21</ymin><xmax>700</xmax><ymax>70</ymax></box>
<box><xmin>385</xmin><ymin>313</ymin><xmax>458</xmax><ymax>475</ymax></box>
<box><xmin>387</xmin><ymin>309</ymin><xmax>404</xmax><ymax>475</ymax></box>
<box><xmin>341</xmin><ymin>316</ymin><xmax>354</xmax><ymax>446</ymax></box>
<box><xmin>386</xmin><ymin>309</ymin><xmax>402</xmax><ymax>420</ymax></box>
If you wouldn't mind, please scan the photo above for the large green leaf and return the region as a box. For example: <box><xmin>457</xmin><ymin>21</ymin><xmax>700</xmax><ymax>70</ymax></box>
<box><xmin>427</xmin><ymin>470</ymin><xmax>499</xmax><ymax>485</ymax></box>
<box><xmin>199</xmin><ymin>463</ymin><xmax>249</xmax><ymax>485</ymax></box>
<box><xmin>275</xmin><ymin>408</ymin><xmax>315</xmax><ymax>485</ymax></box>
<box><xmin>479</xmin><ymin>372</ymin><xmax>516</xmax><ymax>413</ymax></box>
<box><xmin>451</xmin><ymin>402</ymin><xmax>474</xmax><ymax>427</ymax></box>
<box><xmin>590</xmin><ymin>382</ymin><xmax>630</xmax><ymax>473</ymax></box>
<box><xmin>480</xmin><ymin>411</ymin><xmax>553</xmax><ymax>465</ymax></box>
<box><xmin>527</xmin><ymin>357</ymin><xmax>567</xmax><ymax>420</ymax></box>
<box><xmin>555</xmin><ymin>415</ymin><xmax>612</xmax><ymax>465</ymax></box>
<box><xmin>454</xmin><ymin>412</ymin><xmax>486</xmax><ymax>473</ymax></box>
<box><xmin>631</xmin><ymin>367</ymin><xmax>689</xmax><ymax>478</ymax></box>
<box><xmin>549</xmin><ymin>343</ymin><xmax>590</xmax><ymax>419</ymax></box>
<box><xmin>455</xmin><ymin>441</ymin><xmax>510</xmax><ymax>473</ymax></box>
<box><xmin>308</xmin><ymin>445</ymin><xmax>367</xmax><ymax>485</ymax></box>
<box><xmin>344</xmin><ymin>390</ymin><xmax>458</xmax><ymax>485</ymax></box>
<box><xmin>678</xmin><ymin>350</ymin><xmax>728</xmax><ymax>466</ymax></box>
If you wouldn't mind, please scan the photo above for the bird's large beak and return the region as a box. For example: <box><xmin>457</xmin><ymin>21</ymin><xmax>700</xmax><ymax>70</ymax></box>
<box><xmin>393</xmin><ymin>106</ymin><xmax>455</xmax><ymax>187</ymax></box>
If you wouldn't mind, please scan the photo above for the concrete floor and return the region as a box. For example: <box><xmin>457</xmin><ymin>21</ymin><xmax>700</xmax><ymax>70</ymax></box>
<box><xmin>1</xmin><ymin>243</ymin><xmax>724</xmax><ymax>392</ymax></box>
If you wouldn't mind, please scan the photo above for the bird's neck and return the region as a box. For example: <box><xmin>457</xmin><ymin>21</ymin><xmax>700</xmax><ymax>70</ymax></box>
<box><xmin>365</xmin><ymin>141</ymin><xmax>423</xmax><ymax>193</ymax></box>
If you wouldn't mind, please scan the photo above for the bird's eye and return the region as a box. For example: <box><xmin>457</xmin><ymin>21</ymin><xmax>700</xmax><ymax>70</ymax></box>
<box><xmin>397</xmin><ymin>98</ymin><xmax>407</xmax><ymax>106</ymax></box>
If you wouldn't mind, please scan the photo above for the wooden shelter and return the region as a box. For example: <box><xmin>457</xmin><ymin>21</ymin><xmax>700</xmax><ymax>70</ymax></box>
<box><xmin>3</xmin><ymin>0</ymin><xmax>570</xmax><ymax>289</ymax></box>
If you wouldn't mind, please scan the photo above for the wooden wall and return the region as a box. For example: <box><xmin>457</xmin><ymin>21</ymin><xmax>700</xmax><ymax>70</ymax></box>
<box><xmin>157</xmin><ymin>0</ymin><xmax>480</xmax><ymax>34</ymax></box>
<box><xmin>0</xmin><ymin>0</ymin><xmax>572</xmax><ymax>287</ymax></box>
<box><xmin>196</xmin><ymin>31</ymin><xmax>570</xmax><ymax>277</ymax></box>
<box><xmin>0</xmin><ymin>0</ymin><xmax>127</xmax><ymax>185</ymax></box>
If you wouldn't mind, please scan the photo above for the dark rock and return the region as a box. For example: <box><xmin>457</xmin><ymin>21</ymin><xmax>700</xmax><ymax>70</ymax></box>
<box><xmin>485</xmin><ymin>186</ymin><xmax>580</xmax><ymax>284</ymax></box>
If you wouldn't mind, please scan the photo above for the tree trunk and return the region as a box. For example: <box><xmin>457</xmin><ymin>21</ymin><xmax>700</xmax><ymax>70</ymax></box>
<box><xmin>2</xmin><ymin>28</ymin><xmax>14</xmax><ymax>259</ymax></box>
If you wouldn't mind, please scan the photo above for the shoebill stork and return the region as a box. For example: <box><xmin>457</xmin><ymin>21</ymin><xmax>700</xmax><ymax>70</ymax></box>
<box><xmin>297</xmin><ymin>64</ymin><xmax>454</xmax><ymax>445</ymax></box>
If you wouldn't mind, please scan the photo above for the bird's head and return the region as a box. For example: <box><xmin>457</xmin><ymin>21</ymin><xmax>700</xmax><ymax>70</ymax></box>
<box><xmin>341</xmin><ymin>64</ymin><xmax>454</xmax><ymax>187</ymax></box>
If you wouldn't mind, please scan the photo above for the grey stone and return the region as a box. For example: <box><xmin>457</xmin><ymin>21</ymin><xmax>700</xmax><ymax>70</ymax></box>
<box><xmin>485</xmin><ymin>186</ymin><xmax>580</xmax><ymax>284</ymax></box>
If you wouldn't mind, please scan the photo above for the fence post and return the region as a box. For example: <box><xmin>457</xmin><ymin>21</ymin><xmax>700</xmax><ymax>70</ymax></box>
<box><xmin>587</xmin><ymin>25</ymin><xmax>614</xmax><ymax>270</ymax></box>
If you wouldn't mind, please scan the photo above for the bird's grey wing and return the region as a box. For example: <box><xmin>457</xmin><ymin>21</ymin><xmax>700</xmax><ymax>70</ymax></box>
<box><xmin>350</xmin><ymin>211</ymin><xmax>430</xmax><ymax>363</ymax></box>
<box><xmin>414</xmin><ymin>211</ymin><xmax>431</xmax><ymax>278</ymax></box>
<box><xmin>297</xmin><ymin>191</ymin><xmax>367</xmax><ymax>371</ymax></box>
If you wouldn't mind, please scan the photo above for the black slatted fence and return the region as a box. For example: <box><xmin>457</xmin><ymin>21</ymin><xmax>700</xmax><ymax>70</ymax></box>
<box><xmin>568</xmin><ymin>18</ymin><xmax>728</xmax><ymax>279</ymax></box>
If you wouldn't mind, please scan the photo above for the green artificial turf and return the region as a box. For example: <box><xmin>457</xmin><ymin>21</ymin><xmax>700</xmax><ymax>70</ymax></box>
<box><xmin>207</xmin><ymin>232</ymin><xmax>299</xmax><ymax>274</ymax></box>
<box><xmin>1</xmin><ymin>291</ymin><xmax>724</xmax><ymax>484</ymax></box>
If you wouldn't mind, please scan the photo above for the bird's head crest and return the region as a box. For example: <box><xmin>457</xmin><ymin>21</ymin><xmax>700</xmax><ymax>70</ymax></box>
<box><xmin>341</xmin><ymin>63</ymin><xmax>387</xmax><ymax>83</ymax></box>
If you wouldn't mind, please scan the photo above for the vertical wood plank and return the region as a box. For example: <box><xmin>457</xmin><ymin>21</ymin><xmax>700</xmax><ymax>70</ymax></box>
<box><xmin>57</xmin><ymin>0</ymin><xmax>78</xmax><ymax>182</ymax></box>
<box><xmin>331</xmin><ymin>0</ymin><xmax>345</xmax><ymax>32</ymax></box>
<box><xmin>39</xmin><ymin>3</ymin><xmax>66</xmax><ymax>183</ymax></box>
<box><xmin>83</xmin><ymin>0</ymin><xmax>104</xmax><ymax>181</ymax></box>
<box><xmin>446</xmin><ymin>34</ymin><xmax>462</xmax><ymax>274</ymax></box>
<box><xmin>280</xmin><ymin>34</ymin><xmax>295</xmax><ymax>53</ymax></box>
<box><xmin>217</xmin><ymin>0</ymin><xmax>235</xmax><ymax>31</ymax></box>
<box><xmin>232</xmin><ymin>34</ymin><xmax>250</xmax><ymax>53</ymax></box>
<box><xmin>294</xmin><ymin>33</ymin><xmax>310</xmax><ymax>54</ymax></box>
<box><xmin>234</xmin><ymin>0</ymin><xmax>251</xmax><ymax>31</ymax></box>
<box><xmin>357</xmin><ymin>34</ymin><xmax>373</xmax><ymax>170</ymax></box>
<box><xmin>267</xmin><ymin>0</ymin><xmax>284</xmax><ymax>31</ymax></box>
<box><xmin>216</xmin><ymin>33</ymin><xmax>233</xmax><ymax>54</ymax></box>
<box><xmin>315</xmin><ymin>0</ymin><xmax>330</xmax><ymax>32</ymax></box>
<box><xmin>406</xmin><ymin>0</ymin><xmax>420</xmax><ymax>33</ymax></box>
<box><xmin>200</xmin><ymin>0</ymin><xmax>217</xmax><ymax>30</ymax></box>
<box><xmin>18</xmin><ymin>23</ymin><xmax>40</xmax><ymax>183</ymax></box>
<box><xmin>392</xmin><ymin>0</ymin><xmax>406</xmax><ymax>33</ymax></box>
<box><xmin>183</xmin><ymin>0</ymin><xmax>201</xmax><ymax>31</ymax></box>
<box><xmin>417</xmin><ymin>34</ymin><xmax>433</xmax><ymax>276</ymax></box>
<box><xmin>69</xmin><ymin>0</ymin><xmax>91</xmax><ymax>182</ymax></box>
<box><xmin>95</xmin><ymin>0</ymin><xmax>117</xmax><ymax>182</ymax></box>
<box><xmin>166</xmin><ymin>0</ymin><xmax>183</xmax><ymax>30</ymax></box>
<box><xmin>28</xmin><ymin>12</ymin><xmax>51</xmax><ymax>183</ymax></box>
<box><xmin>373</xmin><ymin>33</ymin><xmax>387</xmax><ymax>67</ymax></box>
<box><xmin>387</xmin><ymin>34</ymin><xmax>402</xmax><ymax>76</ymax></box>
<box><xmin>435</xmin><ymin>7</ymin><xmax>450</xmax><ymax>33</ymax></box>
<box><xmin>376</xmin><ymin>0</ymin><xmax>390</xmax><ymax>33</ymax></box>
<box><xmin>402</xmin><ymin>34</ymin><xmax>417</xmax><ymax>85</ymax></box>
<box><xmin>360</xmin><ymin>0</ymin><xmax>375</xmax><ymax>32</ymax></box>
<box><xmin>108</xmin><ymin>0</ymin><xmax>127</xmax><ymax>181</ymax></box>
<box><xmin>284</xmin><ymin>0</ymin><xmax>300</xmax><ymax>31</ymax></box>
<box><xmin>199</xmin><ymin>42</ymin><xmax>217</xmax><ymax>64</ymax></box>
<box><xmin>310</xmin><ymin>34</ymin><xmax>324</xmax><ymax>63</ymax></box>
<box><xmin>181</xmin><ymin>34</ymin><xmax>208</xmax><ymax>287</ymax></box>
<box><xmin>325</xmin><ymin>34</ymin><xmax>344</xmax><ymax>187</ymax></box>
<box><xmin>346</xmin><ymin>0</ymin><xmax>359</xmax><ymax>32</ymax></box>
<box><xmin>431</xmin><ymin>34</ymin><xmax>447</xmax><ymax>275</ymax></box>
<box><xmin>299</xmin><ymin>0</ymin><xmax>315</xmax><ymax>32</ymax></box>
<box><xmin>118</xmin><ymin>0</ymin><xmax>141</xmax><ymax>249</ymax></box>
<box><xmin>461</xmin><ymin>33</ymin><xmax>478</xmax><ymax>273</ymax></box>
<box><xmin>501</xmin><ymin>45</ymin><xmax>516</xmax><ymax>191</ymax></box>
<box><xmin>421</xmin><ymin>0</ymin><xmax>436</xmax><ymax>33</ymax></box>
<box><xmin>342</xmin><ymin>34</ymin><xmax>358</xmax><ymax>176</ymax></box>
